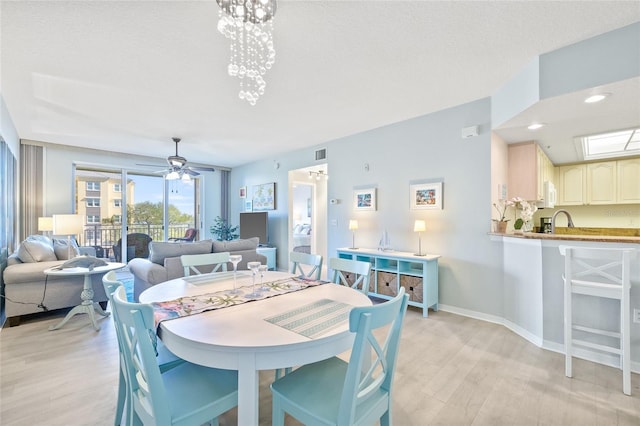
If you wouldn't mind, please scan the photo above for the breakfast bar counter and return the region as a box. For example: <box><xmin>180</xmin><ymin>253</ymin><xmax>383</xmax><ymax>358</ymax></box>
<box><xmin>489</xmin><ymin>232</ymin><xmax>640</xmax><ymax>369</ymax></box>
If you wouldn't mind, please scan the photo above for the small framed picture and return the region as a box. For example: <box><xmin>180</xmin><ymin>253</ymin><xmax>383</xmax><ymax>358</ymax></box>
<box><xmin>245</xmin><ymin>200</ymin><xmax>253</xmax><ymax>212</ymax></box>
<box><xmin>239</xmin><ymin>186</ymin><xmax>247</xmax><ymax>198</ymax></box>
<box><xmin>410</xmin><ymin>182</ymin><xmax>443</xmax><ymax>210</ymax></box>
<box><xmin>353</xmin><ymin>188</ymin><xmax>376</xmax><ymax>211</ymax></box>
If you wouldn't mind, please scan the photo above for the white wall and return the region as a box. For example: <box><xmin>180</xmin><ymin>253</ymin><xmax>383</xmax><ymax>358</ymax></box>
<box><xmin>0</xmin><ymin>96</ymin><xmax>19</xmax><ymax>156</ymax></box>
<box><xmin>231</xmin><ymin>98</ymin><xmax>506</xmax><ymax>318</ymax></box>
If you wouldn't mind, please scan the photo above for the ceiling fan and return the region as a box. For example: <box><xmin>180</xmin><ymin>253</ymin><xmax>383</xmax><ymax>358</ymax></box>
<box><xmin>138</xmin><ymin>137</ymin><xmax>215</xmax><ymax>181</ymax></box>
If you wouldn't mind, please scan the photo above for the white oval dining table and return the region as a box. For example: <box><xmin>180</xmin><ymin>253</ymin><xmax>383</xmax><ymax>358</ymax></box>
<box><xmin>139</xmin><ymin>270</ymin><xmax>372</xmax><ymax>426</ymax></box>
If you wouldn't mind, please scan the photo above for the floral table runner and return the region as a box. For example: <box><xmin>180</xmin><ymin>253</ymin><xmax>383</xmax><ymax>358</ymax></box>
<box><xmin>151</xmin><ymin>276</ymin><xmax>324</xmax><ymax>328</ymax></box>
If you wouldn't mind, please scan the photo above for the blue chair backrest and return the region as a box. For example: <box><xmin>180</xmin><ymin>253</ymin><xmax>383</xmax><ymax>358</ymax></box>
<box><xmin>111</xmin><ymin>285</ymin><xmax>171</xmax><ymax>424</ymax></box>
<box><xmin>338</xmin><ymin>287</ymin><xmax>409</xmax><ymax>424</ymax></box>
<box><xmin>289</xmin><ymin>251</ymin><xmax>323</xmax><ymax>280</ymax></box>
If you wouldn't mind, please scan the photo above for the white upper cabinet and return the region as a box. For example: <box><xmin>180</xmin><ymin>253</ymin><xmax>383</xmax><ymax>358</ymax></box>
<box><xmin>617</xmin><ymin>158</ymin><xmax>640</xmax><ymax>203</ymax></box>
<box><xmin>586</xmin><ymin>161</ymin><xmax>616</xmax><ymax>205</ymax></box>
<box><xmin>557</xmin><ymin>158</ymin><xmax>639</xmax><ymax>206</ymax></box>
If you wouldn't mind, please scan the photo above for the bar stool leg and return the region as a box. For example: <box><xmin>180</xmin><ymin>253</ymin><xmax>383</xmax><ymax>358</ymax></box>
<box><xmin>622</xmin><ymin>293</ymin><xmax>631</xmax><ymax>395</ymax></box>
<box><xmin>564</xmin><ymin>272</ymin><xmax>572</xmax><ymax>378</ymax></box>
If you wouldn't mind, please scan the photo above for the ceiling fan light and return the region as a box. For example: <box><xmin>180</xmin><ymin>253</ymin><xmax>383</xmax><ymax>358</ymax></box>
<box><xmin>181</xmin><ymin>173</ymin><xmax>191</xmax><ymax>182</ymax></box>
<box><xmin>166</xmin><ymin>171</ymin><xmax>180</xmax><ymax>180</ymax></box>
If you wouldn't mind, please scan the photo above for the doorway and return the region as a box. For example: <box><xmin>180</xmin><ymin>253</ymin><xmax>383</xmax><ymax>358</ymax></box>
<box><xmin>288</xmin><ymin>164</ymin><xmax>328</xmax><ymax>276</ymax></box>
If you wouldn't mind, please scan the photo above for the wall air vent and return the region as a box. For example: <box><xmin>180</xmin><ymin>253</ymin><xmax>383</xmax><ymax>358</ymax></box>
<box><xmin>315</xmin><ymin>148</ymin><xmax>327</xmax><ymax>161</ymax></box>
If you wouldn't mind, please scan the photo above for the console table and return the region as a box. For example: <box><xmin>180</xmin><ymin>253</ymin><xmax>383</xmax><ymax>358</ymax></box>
<box><xmin>336</xmin><ymin>248</ymin><xmax>440</xmax><ymax>317</ymax></box>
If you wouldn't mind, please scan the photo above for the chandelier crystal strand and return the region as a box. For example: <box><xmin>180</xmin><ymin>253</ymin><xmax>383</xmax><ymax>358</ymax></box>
<box><xmin>217</xmin><ymin>0</ymin><xmax>276</xmax><ymax>106</ymax></box>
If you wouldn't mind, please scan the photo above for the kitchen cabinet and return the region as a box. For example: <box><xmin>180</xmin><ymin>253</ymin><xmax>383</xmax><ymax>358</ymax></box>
<box><xmin>557</xmin><ymin>158</ymin><xmax>639</xmax><ymax>205</ymax></box>
<box><xmin>557</xmin><ymin>164</ymin><xmax>586</xmax><ymax>205</ymax></box>
<box><xmin>508</xmin><ymin>141</ymin><xmax>554</xmax><ymax>201</ymax></box>
<box><xmin>586</xmin><ymin>161</ymin><xmax>616</xmax><ymax>204</ymax></box>
<box><xmin>336</xmin><ymin>248</ymin><xmax>440</xmax><ymax>317</ymax></box>
<box><xmin>617</xmin><ymin>158</ymin><xmax>640</xmax><ymax>203</ymax></box>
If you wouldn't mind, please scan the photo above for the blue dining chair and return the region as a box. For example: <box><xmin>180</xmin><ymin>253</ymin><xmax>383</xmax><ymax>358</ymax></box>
<box><xmin>270</xmin><ymin>287</ymin><xmax>409</xmax><ymax>426</ymax></box>
<box><xmin>102</xmin><ymin>271</ymin><xmax>186</xmax><ymax>425</ymax></box>
<box><xmin>289</xmin><ymin>251</ymin><xmax>323</xmax><ymax>280</ymax></box>
<box><xmin>329</xmin><ymin>257</ymin><xmax>372</xmax><ymax>294</ymax></box>
<box><xmin>109</xmin><ymin>284</ymin><xmax>238</xmax><ymax>426</ymax></box>
<box><xmin>180</xmin><ymin>252</ymin><xmax>230</xmax><ymax>277</ymax></box>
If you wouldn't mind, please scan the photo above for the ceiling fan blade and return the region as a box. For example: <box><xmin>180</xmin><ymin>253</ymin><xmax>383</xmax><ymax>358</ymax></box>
<box><xmin>184</xmin><ymin>168</ymin><xmax>200</xmax><ymax>177</ymax></box>
<box><xmin>189</xmin><ymin>166</ymin><xmax>215</xmax><ymax>172</ymax></box>
<box><xmin>136</xmin><ymin>163</ymin><xmax>166</xmax><ymax>168</ymax></box>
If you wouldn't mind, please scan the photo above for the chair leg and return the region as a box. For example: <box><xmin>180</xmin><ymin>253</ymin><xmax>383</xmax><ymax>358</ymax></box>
<box><xmin>272</xmin><ymin>399</ymin><xmax>285</xmax><ymax>426</ymax></box>
<box><xmin>115</xmin><ymin>370</ymin><xmax>126</xmax><ymax>425</ymax></box>
<box><xmin>622</xmin><ymin>297</ymin><xmax>631</xmax><ymax>395</ymax></box>
<box><xmin>381</xmin><ymin>409</ymin><xmax>391</xmax><ymax>426</ymax></box>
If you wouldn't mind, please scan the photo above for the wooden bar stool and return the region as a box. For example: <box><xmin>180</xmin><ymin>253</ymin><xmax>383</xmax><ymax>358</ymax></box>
<box><xmin>559</xmin><ymin>245</ymin><xmax>636</xmax><ymax>395</ymax></box>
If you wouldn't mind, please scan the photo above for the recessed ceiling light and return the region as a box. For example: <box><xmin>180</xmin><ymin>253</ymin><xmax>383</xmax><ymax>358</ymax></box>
<box><xmin>584</xmin><ymin>93</ymin><xmax>610</xmax><ymax>103</ymax></box>
<box><xmin>527</xmin><ymin>123</ymin><xmax>545</xmax><ymax>130</ymax></box>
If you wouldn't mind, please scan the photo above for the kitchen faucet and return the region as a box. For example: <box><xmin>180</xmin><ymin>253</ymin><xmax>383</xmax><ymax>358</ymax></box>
<box><xmin>551</xmin><ymin>209</ymin><xmax>575</xmax><ymax>233</ymax></box>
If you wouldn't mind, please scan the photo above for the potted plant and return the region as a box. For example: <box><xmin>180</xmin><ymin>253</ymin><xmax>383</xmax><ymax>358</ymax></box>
<box><xmin>492</xmin><ymin>199</ymin><xmax>512</xmax><ymax>233</ymax></box>
<box><xmin>210</xmin><ymin>216</ymin><xmax>239</xmax><ymax>241</ymax></box>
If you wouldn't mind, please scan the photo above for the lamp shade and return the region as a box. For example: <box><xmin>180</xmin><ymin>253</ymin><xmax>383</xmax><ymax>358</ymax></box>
<box><xmin>53</xmin><ymin>214</ymin><xmax>85</xmax><ymax>236</ymax></box>
<box><xmin>414</xmin><ymin>220</ymin><xmax>426</xmax><ymax>233</ymax></box>
<box><xmin>348</xmin><ymin>220</ymin><xmax>359</xmax><ymax>231</ymax></box>
<box><xmin>38</xmin><ymin>217</ymin><xmax>53</xmax><ymax>232</ymax></box>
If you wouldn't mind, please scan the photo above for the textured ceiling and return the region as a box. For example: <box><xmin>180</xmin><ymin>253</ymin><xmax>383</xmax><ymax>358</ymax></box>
<box><xmin>1</xmin><ymin>1</ymin><xmax>639</xmax><ymax>168</ymax></box>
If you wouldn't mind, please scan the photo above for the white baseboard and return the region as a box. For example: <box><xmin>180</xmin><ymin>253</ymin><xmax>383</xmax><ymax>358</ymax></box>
<box><xmin>438</xmin><ymin>304</ymin><xmax>640</xmax><ymax>374</ymax></box>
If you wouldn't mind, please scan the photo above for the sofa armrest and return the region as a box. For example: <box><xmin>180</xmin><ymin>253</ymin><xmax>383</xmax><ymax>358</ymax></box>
<box><xmin>128</xmin><ymin>258</ymin><xmax>168</xmax><ymax>286</ymax></box>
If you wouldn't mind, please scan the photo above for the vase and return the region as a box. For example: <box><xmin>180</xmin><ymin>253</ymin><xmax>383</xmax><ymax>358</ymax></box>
<box><xmin>522</xmin><ymin>221</ymin><xmax>533</xmax><ymax>232</ymax></box>
<box><xmin>495</xmin><ymin>221</ymin><xmax>508</xmax><ymax>233</ymax></box>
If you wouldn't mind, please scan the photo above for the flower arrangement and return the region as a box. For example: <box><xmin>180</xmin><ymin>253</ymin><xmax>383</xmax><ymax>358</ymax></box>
<box><xmin>493</xmin><ymin>198</ymin><xmax>514</xmax><ymax>222</ymax></box>
<box><xmin>493</xmin><ymin>197</ymin><xmax>538</xmax><ymax>232</ymax></box>
<box><xmin>510</xmin><ymin>197</ymin><xmax>538</xmax><ymax>231</ymax></box>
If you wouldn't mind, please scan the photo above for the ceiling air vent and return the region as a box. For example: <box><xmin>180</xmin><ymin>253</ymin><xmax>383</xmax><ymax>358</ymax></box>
<box><xmin>315</xmin><ymin>148</ymin><xmax>327</xmax><ymax>161</ymax></box>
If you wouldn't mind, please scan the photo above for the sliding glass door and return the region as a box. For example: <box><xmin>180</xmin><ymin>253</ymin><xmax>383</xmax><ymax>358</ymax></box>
<box><xmin>75</xmin><ymin>167</ymin><xmax>199</xmax><ymax>260</ymax></box>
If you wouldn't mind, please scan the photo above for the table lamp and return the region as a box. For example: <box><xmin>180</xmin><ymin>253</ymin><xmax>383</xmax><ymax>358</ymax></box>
<box><xmin>38</xmin><ymin>217</ymin><xmax>53</xmax><ymax>236</ymax></box>
<box><xmin>414</xmin><ymin>220</ymin><xmax>426</xmax><ymax>256</ymax></box>
<box><xmin>348</xmin><ymin>219</ymin><xmax>358</xmax><ymax>249</ymax></box>
<box><xmin>53</xmin><ymin>214</ymin><xmax>85</xmax><ymax>259</ymax></box>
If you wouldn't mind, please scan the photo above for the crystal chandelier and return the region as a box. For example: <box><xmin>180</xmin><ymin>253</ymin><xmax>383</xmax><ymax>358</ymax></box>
<box><xmin>216</xmin><ymin>0</ymin><xmax>277</xmax><ymax>106</ymax></box>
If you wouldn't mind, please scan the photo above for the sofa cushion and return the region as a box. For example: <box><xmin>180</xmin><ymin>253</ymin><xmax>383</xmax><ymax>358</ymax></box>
<box><xmin>3</xmin><ymin>260</ymin><xmax>65</xmax><ymax>284</ymax></box>
<box><xmin>17</xmin><ymin>237</ymin><xmax>57</xmax><ymax>263</ymax></box>
<box><xmin>53</xmin><ymin>238</ymin><xmax>80</xmax><ymax>260</ymax></box>
<box><xmin>212</xmin><ymin>237</ymin><xmax>259</xmax><ymax>253</ymax></box>
<box><xmin>149</xmin><ymin>239</ymin><xmax>213</xmax><ymax>265</ymax></box>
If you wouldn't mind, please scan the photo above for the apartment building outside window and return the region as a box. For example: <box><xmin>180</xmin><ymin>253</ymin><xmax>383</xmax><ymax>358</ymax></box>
<box><xmin>113</xmin><ymin>183</ymin><xmax>122</xmax><ymax>192</ymax></box>
<box><xmin>113</xmin><ymin>199</ymin><xmax>122</xmax><ymax>207</ymax></box>
<box><xmin>86</xmin><ymin>181</ymin><xmax>100</xmax><ymax>191</ymax></box>
<box><xmin>86</xmin><ymin>197</ymin><xmax>100</xmax><ymax>207</ymax></box>
<box><xmin>87</xmin><ymin>215</ymin><xmax>100</xmax><ymax>224</ymax></box>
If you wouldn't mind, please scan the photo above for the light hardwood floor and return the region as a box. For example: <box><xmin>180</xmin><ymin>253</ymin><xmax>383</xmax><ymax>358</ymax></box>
<box><xmin>1</xmin><ymin>305</ymin><xmax>639</xmax><ymax>425</ymax></box>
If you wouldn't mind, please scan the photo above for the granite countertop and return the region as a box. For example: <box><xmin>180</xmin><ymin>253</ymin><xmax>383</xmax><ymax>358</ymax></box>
<box><xmin>489</xmin><ymin>232</ymin><xmax>640</xmax><ymax>244</ymax></box>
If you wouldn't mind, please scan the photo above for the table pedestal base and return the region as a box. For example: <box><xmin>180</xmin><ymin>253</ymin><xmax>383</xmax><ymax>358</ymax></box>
<box><xmin>49</xmin><ymin>274</ymin><xmax>110</xmax><ymax>331</ymax></box>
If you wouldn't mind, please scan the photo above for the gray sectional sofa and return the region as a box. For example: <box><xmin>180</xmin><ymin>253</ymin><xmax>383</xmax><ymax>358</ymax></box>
<box><xmin>2</xmin><ymin>235</ymin><xmax>106</xmax><ymax>326</ymax></box>
<box><xmin>127</xmin><ymin>237</ymin><xmax>267</xmax><ymax>301</ymax></box>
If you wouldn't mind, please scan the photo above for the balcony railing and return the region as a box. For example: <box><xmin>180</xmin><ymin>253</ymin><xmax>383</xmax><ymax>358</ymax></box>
<box><xmin>79</xmin><ymin>224</ymin><xmax>194</xmax><ymax>259</ymax></box>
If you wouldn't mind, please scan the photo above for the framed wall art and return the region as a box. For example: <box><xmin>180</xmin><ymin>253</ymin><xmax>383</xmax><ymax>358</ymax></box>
<box><xmin>252</xmin><ymin>182</ymin><xmax>276</xmax><ymax>211</ymax></box>
<box><xmin>245</xmin><ymin>200</ymin><xmax>253</xmax><ymax>212</ymax></box>
<box><xmin>410</xmin><ymin>182</ymin><xmax>443</xmax><ymax>210</ymax></box>
<box><xmin>239</xmin><ymin>186</ymin><xmax>247</xmax><ymax>198</ymax></box>
<box><xmin>353</xmin><ymin>188</ymin><xmax>376</xmax><ymax>211</ymax></box>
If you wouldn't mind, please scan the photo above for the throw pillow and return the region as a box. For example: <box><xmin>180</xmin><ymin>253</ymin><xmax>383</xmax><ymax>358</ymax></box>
<box><xmin>17</xmin><ymin>237</ymin><xmax>57</xmax><ymax>263</ymax></box>
<box><xmin>53</xmin><ymin>238</ymin><xmax>80</xmax><ymax>260</ymax></box>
